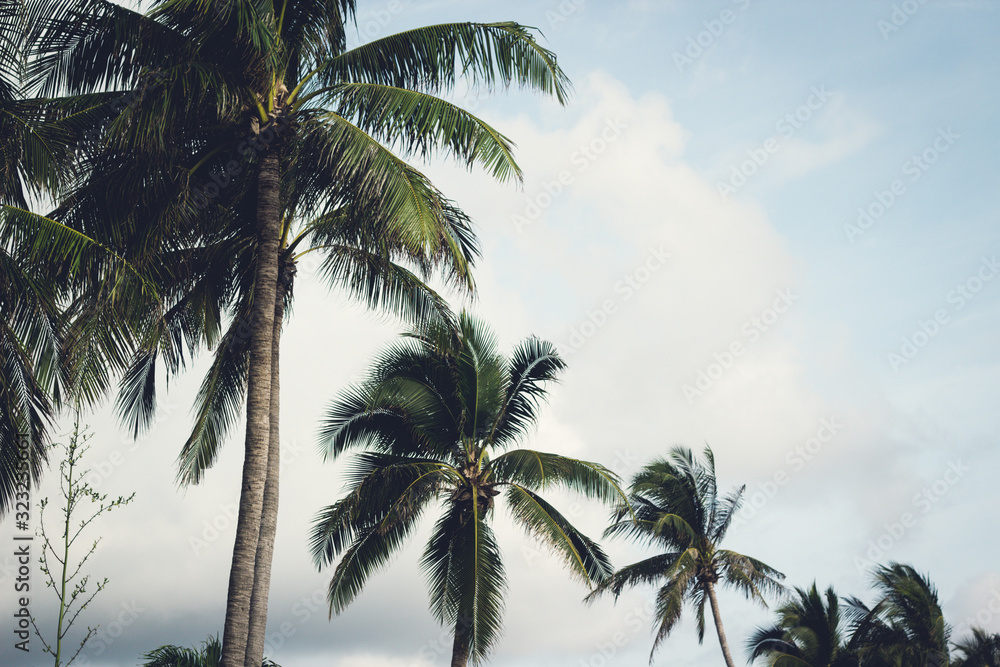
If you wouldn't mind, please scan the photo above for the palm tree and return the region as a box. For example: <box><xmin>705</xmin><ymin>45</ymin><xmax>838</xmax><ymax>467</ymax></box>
<box><xmin>142</xmin><ymin>635</ymin><xmax>280</xmax><ymax>667</ymax></box>
<box><xmin>24</xmin><ymin>2</ymin><xmax>570</xmax><ymax>664</ymax></box>
<box><xmin>587</xmin><ymin>446</ymin><xmax>785</xmax><ymax>667</ymax></box>
<box><xmin>0</xmin><ymin>0</ymin><xmax>153</xmax><ymax>516</ymax></box>
<box><xmin>309</xmin><ymin>313</ymin><xmax>623</xmax><ymax>667</ymax></box>
<box><xmin>846</xmin><ymin>562</ymin><xmax>950</xmax><ymax>667</ymax></box>
<box><xmin>748</xmin><ymin>582</ymin><xmax>857</xmax><ymax>667</ymax></box>
<box><xmin>952</xmin><ymin>628</ymin><xmax>1000</xmax><ymax>667</ymax></box>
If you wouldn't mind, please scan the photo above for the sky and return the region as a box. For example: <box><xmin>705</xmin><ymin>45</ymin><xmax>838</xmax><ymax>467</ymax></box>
<box><xmin>4</xmin><ymin>0</ymin><xmax>1000</xmax><ymax>665</ymax></box>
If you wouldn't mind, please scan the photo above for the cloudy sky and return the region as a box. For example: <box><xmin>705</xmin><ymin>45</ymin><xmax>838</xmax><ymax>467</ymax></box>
<box><xmin>4</xmin><ymin>1</ymin><xmax>1000</xmax><ymax>665</ymax></box>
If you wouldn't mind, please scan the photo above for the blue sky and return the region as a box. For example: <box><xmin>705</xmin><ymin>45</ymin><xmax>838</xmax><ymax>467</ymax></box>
<box><xmin>3</xmin><ymin>1</ymin><xmax>999</xmax><ymax>666</ymax></box>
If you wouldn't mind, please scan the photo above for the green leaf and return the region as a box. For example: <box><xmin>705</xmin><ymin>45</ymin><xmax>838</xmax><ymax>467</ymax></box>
<box><xmin>505</xmin><ymin>483</ymin><xmax>612</xmax><ymax>585</ymax></box>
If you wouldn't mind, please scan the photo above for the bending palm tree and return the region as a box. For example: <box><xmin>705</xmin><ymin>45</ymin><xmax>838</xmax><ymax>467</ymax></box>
<box><xmin>309</xmin><ymin>313</ymin><xmax>623</xmax><ymax>667</ymax></box>
<box><xmin>587</xmin><ymin>446</ymin><xmax>785</xmax><ymax>667</ymax></box>
<box><xmin>846</xmin><ymin>562</ymin><xmax>950</xmax><ymax>667</ymax></box>
<box><xmin>748</xmin><ymin>582</ymin><xmax>857</xmax><ymax>667</ymax></box>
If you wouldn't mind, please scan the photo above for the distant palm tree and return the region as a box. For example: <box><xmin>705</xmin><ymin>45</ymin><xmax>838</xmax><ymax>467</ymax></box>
<box><xmin>587</xmin><ymin>446</ymin><xmax>785</xmax><ymax>667</ymax></box>
<box><xmin>309</xmin><ymin>313</ymin><xmax>623</xmax><ymax>667</ymax></box>
<box><xmin>748</xmin><ymin>582</ymin><xmax>857</xmax><ymax>667</ymax></box>
<box><xmin>142</xmin><ymin>635</ymin><xmax>279</xmax><ymax>667</ymax></box>
<box><xmin>952</xmin><ymin>628</ymin><xmax>1000</xmax><ymax>667</ymax></box>
<box><xmin>846</xmin><ymin>562</ymin><xmax>950</xmax><ymax>667</ymax></box>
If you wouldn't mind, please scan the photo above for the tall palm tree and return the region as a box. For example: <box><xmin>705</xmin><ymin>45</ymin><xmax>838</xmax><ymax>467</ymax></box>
<box><xmin>747</xmin><ymin>583</ymin><xmax>857</xmax><ymax>667</ymax></box>
<box><xmin>846</xmin><ymin>562</ymin><xmax>951</xmax><ymax>667</ymax></box>
<box><xmin>309</xmin><ymin>313</ymin><xmax>623</xmax><ymax>667</ymax></box>
<box><xmin>952</xmin><ymin>628</ymin><xmax>1000</xmax><ymax>667</ymax></box>
<box><xmin>587</xmin><ymin>446</ymin><xmax>785</xmax><ymax>667</ymax></box>
<box><xmin>24</xmin><ymin>2</ymin><xmax>570</xmax><ymax>664</ymax></box>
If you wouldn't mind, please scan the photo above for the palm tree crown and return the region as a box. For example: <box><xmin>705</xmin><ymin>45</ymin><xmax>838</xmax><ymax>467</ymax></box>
<box><xmin>588</xmin><ymin>445</ymin><xmax>785</xmax><ymax>666</ymax></box>
<box><xmin>748</xmin><ymin>582</ymin><xmax>858</xmax><ymax>667</ymax></box>
<box><xmin>142</xmin><ymin>635</ymin><xmax>280</xmax><ymax>667</ymax></box>
<box><xmin>309</xmin><ymin>312</ymin><xmax>624</xmax><ymax>667</ymax></box>
<box><xmin>953</xmin><ymin>628</ymin><xmax>1000</xmax><ymax>667</ymax></box>
<box><xmin>846</xmin><ymin>562</ymin><xmax>951</xmax><ymax>667</ymax></box>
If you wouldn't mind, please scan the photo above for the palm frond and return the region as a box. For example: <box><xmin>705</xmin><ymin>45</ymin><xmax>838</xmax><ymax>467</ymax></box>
<box><xmin>489</xmin><ymin>336</ymin><xmax>564</xmax><ymax>448</ymax></box>
<box><xmin>318</xmin><ymin>498</ymin><xmax>429</xmax><ymax>615</ymax></box>
<box><xmin>650</xmin><ymin>548</ymin><xmax>701</xmax><ymax>657</ymax></box>
<box><xmin>290</xmin><ymin>113</ymin><xmax>479</xmax><ymax>290</ymax></box>
<box><xmin>317</xmin><ymin>22</ymin><xmax>570</xmax><ymax>104</ymax></box>
<box><xmin>316</xmin><ymin>347</ymin><xmax>460</xmax><ymax>461</ymax></box>
<box><xmin>490</xmin><ymin>449</ymin><xmax>624</xmax><ymax>504</ymax></box>
<box><xmin>309</xmin><ymin>452</ymin><xmax>447</xmax><ymax>571</ymax></box>
<box><xmin>303</xmin><ymin>242</ymin><xmax>456</xmax><ymax>328</ymax></box>
<box><xmin>311</xmin><ymin>82</ymin><xmax>521</xmax><ymax>182</ymax></box>
<box><xmin>585</xmin><ymin>552</ymin><xmax>681</xmax><ymax>603</ymax></box>
<box><xmin>504</xmin><ymin>483</ymin><xmax>611</xmax><ymax>585</ymax></box>
<box><xmin>715</xmin><ymin>549</ymin><xmax>786</xmax><ymax>602</ymax></box>
<box><xmin>175</xmin><ymin>297</ymin><xmax>253</xmax><ymax>484</ymax></box>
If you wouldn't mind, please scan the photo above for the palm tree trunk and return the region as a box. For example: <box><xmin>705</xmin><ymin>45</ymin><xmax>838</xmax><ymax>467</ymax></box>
<box><xmin>244</xmin><ymin>278</ymin><xmax>285</xmax><ymax>667</ymax></box>
<box><xmin>705</xmin><ymin>581</ymin><xmax>737</xmax><ymax>667</ymax></box>
<box><xmin>450</xmin><ymin>614</ymin><xmax>472</xmax><ymax>667</ymax></box>
<box><xmin>219</xmin><ymin>147</ymin><xmax>281</xmax><ymax>667</ymax></box>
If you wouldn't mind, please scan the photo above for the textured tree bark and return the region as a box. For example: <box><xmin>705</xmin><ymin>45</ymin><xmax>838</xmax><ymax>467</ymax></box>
<box><xmin>706</xmin><ymin>580</ymin><xmax>737</xmax><ymax>667</ymax></box>
<box><xmin>450</xmin><ymin>614</ymin><xmax>472</xmax><ymax>667</ymax></box>
<box><xmin>244</xmin><ymin>276</ymin><xmax>286</xmax><ymax>666</ymax></box>
<box><xmin>219</xmin><ymin>147</ymin><xmax>281</xmax><ymax>667</ymax></box>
